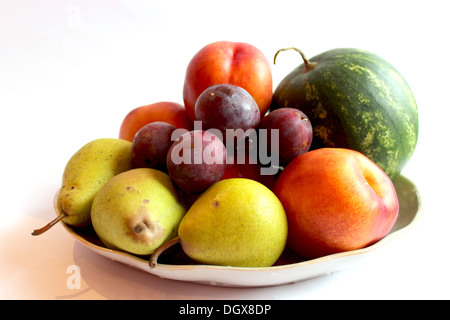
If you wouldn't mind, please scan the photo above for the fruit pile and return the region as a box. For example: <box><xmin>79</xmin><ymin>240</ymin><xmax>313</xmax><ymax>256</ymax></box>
<box><xmin>32</xmin><ymin>41</ymin><xmax>418</xmax><ymax>269</ymax></box>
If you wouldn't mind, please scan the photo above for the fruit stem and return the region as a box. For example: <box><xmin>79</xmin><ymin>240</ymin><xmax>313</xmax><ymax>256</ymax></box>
<box><xmin>31</xmin><ymin>212</ymin><xmax>67</xmax><ymax>236</ymax></box>
<box><xmin>273</xmin><ymin>47</ymin><xmax>317</xmax><ymax>71</ymax></box>
<box><xmin>149</xmin><ymin>236</ymin><xmax>181</xmax><ymax>269</ymax></box>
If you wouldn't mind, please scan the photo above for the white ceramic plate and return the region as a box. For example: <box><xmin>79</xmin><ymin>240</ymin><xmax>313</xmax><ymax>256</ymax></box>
<box><xmin>59</xmin><ymin>175</ymin><xmax>422</xmax><ymax>287</ymax></box>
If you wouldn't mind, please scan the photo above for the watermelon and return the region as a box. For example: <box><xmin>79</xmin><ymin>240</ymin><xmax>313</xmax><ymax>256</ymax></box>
<box><xmin>271</xmin><ymin>47</ymin><xmax>419</xmax><ymax>179</ymax></box>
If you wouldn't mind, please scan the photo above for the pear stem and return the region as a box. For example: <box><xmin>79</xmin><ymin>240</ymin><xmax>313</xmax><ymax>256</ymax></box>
<box><xmin>149</xmin><ymin>236</ymin><xmax>181</xmax><ymax>269</ymax></box>
<box><xmin>31</xmin><ymin>212</ymin><xmax>67</xmax><ymax>236</ymax></box>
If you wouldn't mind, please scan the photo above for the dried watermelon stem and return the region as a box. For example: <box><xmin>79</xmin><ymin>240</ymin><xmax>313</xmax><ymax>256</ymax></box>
<box><xmin>274</xmin><ymin>47</ymin><xmax>317</xmax><ymax>72</ymax></box>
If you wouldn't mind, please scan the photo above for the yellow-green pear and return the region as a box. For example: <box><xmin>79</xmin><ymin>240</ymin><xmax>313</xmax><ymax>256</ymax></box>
<box><xmin>91</xmin><ymin>168</ymin><xmax>186</xmax><ymax>256</ymax></box>
<box><xmin>177</xmin><ymin>178</ymin><xmax>288</xmax><ymax>267</ymax></box>
<box><xmin>32</xmin><ymin>138</ymin><xmax>132</xmax><ymax>235</ymax></box>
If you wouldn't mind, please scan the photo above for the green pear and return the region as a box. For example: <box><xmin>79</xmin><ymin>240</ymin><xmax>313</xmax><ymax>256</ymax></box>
<box><xmin>176</xmin><ymin>178</ymin><xmax>288</xmax><ymax>268</ymax></box>
<box><xmin>91</xmin><ymin>168</ymin><xmax>186</xmax><ymax>256</ymax></box>
<box><xmin>32</xmin><ymin>138</ymin><xmax>132</xmax><ymax>235</ymax></box>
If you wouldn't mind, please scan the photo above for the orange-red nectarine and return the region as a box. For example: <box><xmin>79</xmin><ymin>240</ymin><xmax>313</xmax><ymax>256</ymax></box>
<box><xmin>119</xmin><ymin>102</ymin><xmax>193</xmax><ymax>142</ymax></box>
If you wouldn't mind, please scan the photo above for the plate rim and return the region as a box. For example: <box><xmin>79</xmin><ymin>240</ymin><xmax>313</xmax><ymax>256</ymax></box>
<box><xmin>57</xmin><ymin>174</ymin><xmax>423</xmax><ymax>285</ymax></box>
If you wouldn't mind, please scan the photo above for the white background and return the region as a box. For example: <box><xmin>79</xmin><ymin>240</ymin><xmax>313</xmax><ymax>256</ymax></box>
<box><xmin>1</xmin><ymin>0</ymin><xmax>449</xmax><ymax>299</ymax></box>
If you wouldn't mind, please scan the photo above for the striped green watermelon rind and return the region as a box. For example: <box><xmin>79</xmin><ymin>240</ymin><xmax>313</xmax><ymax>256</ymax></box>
<box><xmin>272</xmin><ymin>48</ymin><xmax>419</xmax><ymax>179</ymax></box>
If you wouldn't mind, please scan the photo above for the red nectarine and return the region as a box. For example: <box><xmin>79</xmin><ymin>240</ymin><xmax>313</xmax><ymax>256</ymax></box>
<box><xmin>273</xmin><ymin>148</ymin><xmax>399</xmax><ymax>259</ymax></box>
<box><xmin>183</xmin><ymin>41</ymin><xmax>273</xmax><ymax>121</ymax></box>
